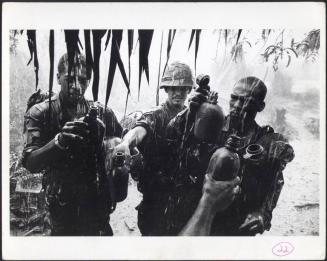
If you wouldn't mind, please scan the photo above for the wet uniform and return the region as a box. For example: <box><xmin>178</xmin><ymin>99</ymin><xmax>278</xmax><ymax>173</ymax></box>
<box><xmin>211</xmin><ymin>116</ymin><xmax>294</xmax><ymax>235</ymax></box>
<box><xmin>165</xmin><ymin>113</ymin><xmax>294</xmax><ymax>235</ymax></box>
<box><xmin>164</xmin><ymin>109</ymin><xmax>219</xmax><ymax>234</ymax></box>
<box><xmin>133</xmin><ymin>101</ymin><xmax>186</xmax><ymax>236</ymax></box>
<box><xmin>22</xmin><ymin>93</ymin><xmax>122</xmax><ymax>236</ymax></box>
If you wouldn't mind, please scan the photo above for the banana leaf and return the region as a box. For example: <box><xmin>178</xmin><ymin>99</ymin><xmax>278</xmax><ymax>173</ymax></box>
<box><xmin>124</xmin><ymin>30</ymin><xmax>134</xmax><ymax>115</ymax></box>
<box><xmin>138</xmin><ymin>30</ymin><xmax>154</xmax><ymax>99</ymax></box>
<box><xmin>64</xmin><ymin>30</ymin><xmax>81</xmax><ymax>78</ymax></box>
<box><xmin>128</xmin><ymin>30</ymin><xmax>134</xmax><ymax>84</ymax></box>
<box><xmin>236</xmin><ymin>29</ymin><xmax>242</xmax><ymax>45</ymax></box>
<box><xmin>188</xmin><ymin>29</ymin><xmax>195</xmax><ymax>50</ymax></box>
<box><xmin>104</xmin><ymin>30</ymin><xmax>112</xmax><ymax>51</ymax></box>
<box><xmin>162</xmin><ymin>29</ymin><xmax>176</xmax><ymax>78</ymax></box>
<box><xmin>156</xmin><ymin>31</ymin><xmax>164</xmax><ymax>106</ymax></box>
<box><xmin>105</xmin><ymin>30</ymin><xmax>129</xmax><ymax>108</ymax></box>
<box><xmin>224</xmin><ymin>29</ymin><xmax>228</xmax><ymax>46</ymax></box>
<box><xmin>48</xmin><ymin>30</ymin><xmax>54</xmax><ymax>126</ymax></box>
<box><xmin>167</xmin><ymin>29</ymin><xmax>176</xmax><ymax>55</ymax></box>
<box><xmin>92</xmin><ymin>30</ymin><xmax>107</xmax><ymax>101</ymax></box>
<box><xmin>26</xmin><ymin>30</ymin><xmax>39</xmax><ymax>90</ymax></box>
<box><xmin>84</xmin><ymin>30</ymin><xmax>93</xmax><ymax>80</ymax></box>
<box><xmin>194</xmin><ymin>29</ymin><xmax>201</xmax><ymax>74</ymax></box>
<box><xmin>188</xmin><ymin>29</ymin><xmax>201</xmax><ymax>74</ymax></box>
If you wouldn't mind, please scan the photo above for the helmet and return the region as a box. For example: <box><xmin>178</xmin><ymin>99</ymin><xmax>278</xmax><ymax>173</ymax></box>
<box><xmin>160</xmin><ymin>62</ymin><xmax>194</xmax><ymax>89</ymax></box>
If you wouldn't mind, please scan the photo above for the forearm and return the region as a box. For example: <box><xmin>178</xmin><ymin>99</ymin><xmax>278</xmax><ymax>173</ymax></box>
<box><xmin>121</xmin><ymin>126</ymin><xmax>147</xmax><ymax>149</ymax></box>
<box><xmin>179</xmin><ymin>196</ymin><xmax>216</xmax><ymax>236</ymax></box>
<box><xmin>24</xmin><ymin>138</ymin><xmax>64</xmax><ymax>173</ymax></box>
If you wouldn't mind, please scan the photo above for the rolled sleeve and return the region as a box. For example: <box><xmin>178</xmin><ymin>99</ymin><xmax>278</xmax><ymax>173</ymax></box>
<box><xmin>134</xmin><ymin>112</ymin><xmax>156</xmax><ymax>136</ymax></box>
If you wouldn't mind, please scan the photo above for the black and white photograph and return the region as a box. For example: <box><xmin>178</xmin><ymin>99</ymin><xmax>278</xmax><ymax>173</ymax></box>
<box><xmin>2</xmin><ymin>2</ymin><xmax>326</xmax><ymax>260</ymax></box>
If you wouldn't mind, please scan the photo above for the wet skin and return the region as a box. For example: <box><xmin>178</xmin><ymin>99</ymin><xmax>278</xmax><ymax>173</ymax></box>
<box><xmin>57</xmin><ymin>63</ymin><xmax>89</xmax><ymax>108</ymax></box>
<box><xmin>229</xmin><ymin>82</ymin><xmax>266</xmax><ymax>133</ymax></box>
<box><xmin>165</xmin><ymin>86</ymin><xmax>191</xmax><ymax>110</ymax></box>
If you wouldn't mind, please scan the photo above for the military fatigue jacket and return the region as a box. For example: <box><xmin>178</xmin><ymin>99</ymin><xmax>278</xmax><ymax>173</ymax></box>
<box><xmin>23</xmin><ymin>93</ymin><xmax>122</xmax><ymax>176</ymax></box>
<box><xmin>134</xmin><ymin>101</ymin><xmax>187</xmax><ymax>195</ymax></box>
<box><xmin>212</xmin><ymin>115</ymin><xmax>294</xmax><ymax>235</ymax></box>
<box><xmin>22</xmin><ymin>93</ymin><xmax>122</xmax><ymax>235</ymax></box>
<box><xmin>165</xmin><ymin>112</ymin><xmax>295</xmax><ymax>235</ymax></box>
<box><xmin>132</xmin><ymin>101</ymin><xmax>186</xmax><ymax>236</ymax></box>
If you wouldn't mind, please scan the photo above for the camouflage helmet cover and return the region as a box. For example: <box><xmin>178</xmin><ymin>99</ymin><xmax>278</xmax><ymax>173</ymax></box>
<box><xmin>160</xmin><ymin>61</ymin><xmax>194</xmax><ymax>89</ymax></box>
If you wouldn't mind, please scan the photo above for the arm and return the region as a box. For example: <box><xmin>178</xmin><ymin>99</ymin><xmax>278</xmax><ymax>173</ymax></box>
<box><xmin>23</xmin><ymin>106</ymin><xmax>90</xmax><ymax>173</ymax></box>
<box><xmin>179</xmin><ymin>175</ymin><xmax>240</xmax><ymax>236</ymax></box>
<box><xmin>179</xmin><ymin>196</ymin><xmax>216</xmax><ymax>236</ymax></box>
<box><xmin>22</xmin><ymin>105</ymin><xmax>60</xmax><ymax>173</ymax></box>
<box><xmin>113</xmin><ymin>110</ymin><xmax>156</xmax><ymax>155</ymax></box>
<box><xmin>23</xmin><ymin>138</ymin><xmax>65</xmax><ymax>173</ymax></box>
<box><xmin>113</xmin><ymin>126</ymin><xmax>147</xmax><ymax>156</ymax></box>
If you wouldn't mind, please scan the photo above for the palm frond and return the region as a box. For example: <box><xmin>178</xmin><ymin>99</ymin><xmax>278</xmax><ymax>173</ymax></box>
<box><xmin>84</xmin><ymin>30</ymin><xmax>93</xmax><ymax>80</ymax></box>
<box><xmin>156</xmin><ymin>31</ymin><xmax>164</xmax><ymax>106</ymax></box>
<box><xmin>124</xmin><ymin>29</ymin><xmax>134</xmax><ymax>116</ymax></box>
<box><xmin>127</xmin><ymin>30</ymin><xmax>134</xmax><ymax>85</ymax></box>
<box><xmin>26</xmin><ymin>30</ymin><xmax>39</xmax><ymax>90</ymax></box>
<box><xmin>188</xmin><ymin>29</ymin><xmax>201</xmax><ymax>74</ymax></box>
<box><xmin>194</xmin><ymin>29</ymin><xmax>201</xmax><ymax>75</ymax></box>
<box><xmin>105</xmin><ymin>30</ymin><xmax>129</xmax><ymax>108</ymax></box>
<box><xmin>236</xmin><ymin>29</ymin><xmax>242</xmax><ymax>45</ymax></box>
<box><xmin>92</xmin><ymin>30</ymin><xmax>107</xmax><ymax>101</ymax></box>
<box><xmin>48</xmin><ymin>30</ymin><xmax>54</xmax><ymax>127</ymax></box>
<box><xmin>188</xmin><ymin>29</ymin><xmax>195</xmax><ymax>50</ymax></box>
<box><xmin>104</xmin><ymin>30</ymin><xmax>112</xmax><ymax>51</ymax></box>
<box><xmin>296</xmin><ymin>29</ymin><xmax>320</xmax><ymax>58</ymax></box>
<box><xmin>64</xmin><ymin>30</ymin><xmax>81</xmax><ymax>77</ymax></box>
<box><xmin>162</xmin><ymin>29</ymin><xmax>176</xmax><ymax>77</ymax></box>
<box><xmin>138</xmin><ymin>30</ymin><xmax>154</xmax><ymax>99</ymax></box>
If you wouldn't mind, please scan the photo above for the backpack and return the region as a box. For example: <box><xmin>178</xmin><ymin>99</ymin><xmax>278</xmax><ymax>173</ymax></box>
<box><xmin>26</xmin><ymin>89</ymin><xmax>55</xmax><ymax>113</ymax></box>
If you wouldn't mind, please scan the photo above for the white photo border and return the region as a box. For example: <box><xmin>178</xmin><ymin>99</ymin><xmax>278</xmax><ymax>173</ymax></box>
<box><xmin>2</xmin><ymin>2</ymin><xmax>326</xmax><ymax>260</ymax></box>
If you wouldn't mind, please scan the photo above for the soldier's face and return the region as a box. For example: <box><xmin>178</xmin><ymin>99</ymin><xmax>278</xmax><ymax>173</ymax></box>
<box><xmin>230</xmin><ymin>86</ymin><xmax>258</xmax><ymax>116</ymax></box>
<box><xmin>229</xmin><ymin>83</ymin><xmax>264</xmax><ymax>131</ymax></box>
<box><xmin>166</xmin><ymin>86</ymin><xmax>190</xmax><ymax>107</ymax></box>
<box><xmin>58</xmin><ymin>62</ymin><xmax>89</xmax><ymax>106</ymax></box>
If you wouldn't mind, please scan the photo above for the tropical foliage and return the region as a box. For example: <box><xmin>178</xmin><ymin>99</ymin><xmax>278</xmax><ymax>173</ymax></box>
<box><xmin>10</xmin><ymin>29</ymin><xmax>320</xmax><ymax>111</ymax></box>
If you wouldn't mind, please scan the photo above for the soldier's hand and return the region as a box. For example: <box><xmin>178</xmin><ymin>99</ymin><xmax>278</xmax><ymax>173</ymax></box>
<box><xmin>79</xmin><ymin>116</ymin><xmax>106</xmax><ymax>144</ymax></box>
<box><xmin>239</xmin><ymin>212</ymin><xmax>265</xmax><ymax>235</ymax></box>
<box><xmin>201</xmin><ymin>174</ymin><xmax>241</xmax><ymax>214</ymax></box>
<box><xmin>113</xmin><ymin>141</ymin><xmax>131</xmax><ymax>158</ymax></box>
<box><xmin>188</xmin><ymin>86</ymin><xmax>210</xmax><ymax>112</ymax></box>
<box><xmin>58</xmin><ymin>121</ymin><xmax>90</xmax><ymax>148</ymax></box>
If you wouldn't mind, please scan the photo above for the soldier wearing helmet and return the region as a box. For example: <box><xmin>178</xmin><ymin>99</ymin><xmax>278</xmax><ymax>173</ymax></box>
<box><xmin>114</xmin><ymin>61</ymin><xmax>207</xmax><ymax>235</ymax></box>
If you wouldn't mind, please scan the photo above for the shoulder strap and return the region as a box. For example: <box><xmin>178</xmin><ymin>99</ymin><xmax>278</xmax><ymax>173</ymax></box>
<box><xmin>26</xmin><ymin>89</ymin><xmax>55</xmax><ymax>113</ymax></box>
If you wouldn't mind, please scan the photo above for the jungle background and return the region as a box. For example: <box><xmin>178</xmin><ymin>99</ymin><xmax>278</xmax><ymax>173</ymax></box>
<box><xmin>8</xmin><ymin>29</ymin><xmax>321</xmax><ymax>236</ymax></box>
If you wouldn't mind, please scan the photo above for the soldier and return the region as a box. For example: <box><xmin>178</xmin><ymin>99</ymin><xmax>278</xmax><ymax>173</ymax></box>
<box><xmin>114</xmin><ymin>61</ymin><xmax>207</xmax><ymax>236</ymax></box>
<box><xmin>212</xmin><ymin>76</ymin><xmax>294</xmax><ymax>235</ymax></box>
<box><xmin>22</xmin><ymin>53</ymin><xmax>123</xmax><ymax>236</ymax></box>
<box><xmin>166</xmin><ymin>76</ymin><xmax>294</xmax><ymax>236</ymax></box>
